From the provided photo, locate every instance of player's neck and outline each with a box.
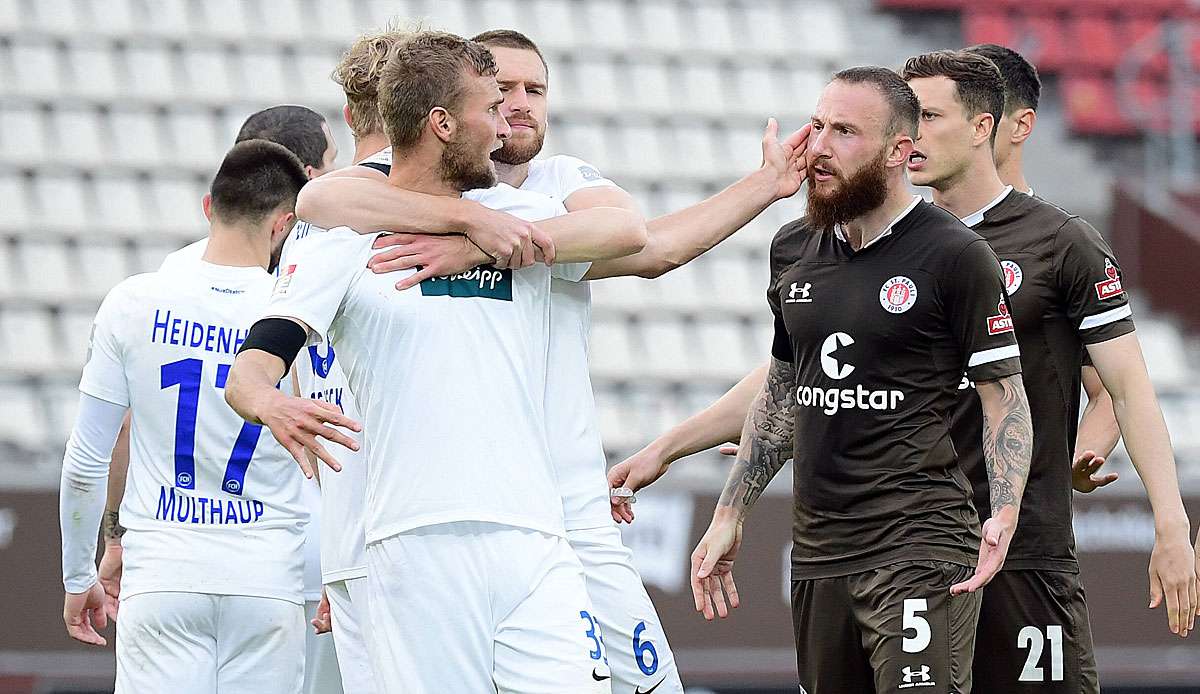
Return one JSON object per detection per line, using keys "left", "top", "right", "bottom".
{"left": 931, "top": 158, "right": 1007, "bottom": 221}
{"left": 997, "top": 151, "right": 1031, "bottom": 194}
{"left": 351, "top": 132, "right": 390, "bottom": 165}
{"left": 203, "top": 222, "right": 271, "bottom": 270}
{"left": 841, "top": 183, "right": 915, "bottom": 250}
{"left": 495, "top": 161, "right": 531, "bottom": 188}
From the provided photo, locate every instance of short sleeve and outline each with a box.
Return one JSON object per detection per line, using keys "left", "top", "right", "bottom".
{"left": 767, "top": 236, "right": 794, "bottom": 363}
{"left": 262, "top": 228, "right": 370, "bottom": 343}
{"left": 546, "top": 155, "right": 619, "bottom": 200}
{"left": 1054, "top": 218, "right": 1134, "bottom": 344}
{"left": 79, "top": 282, "right": 132, "bottom": 407}
{"left": 945, "top": 240, "right": 1022, "bottom": 382}
{"left": 552, "top": 262, "right": 591, "bottom": 282}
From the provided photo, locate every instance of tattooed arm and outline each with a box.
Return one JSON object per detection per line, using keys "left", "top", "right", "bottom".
{"left": 950, "top": 373, "right": 1032, "bottom": 595}
{"left": 690, "top": 357, "right": 796, "bottom": 620}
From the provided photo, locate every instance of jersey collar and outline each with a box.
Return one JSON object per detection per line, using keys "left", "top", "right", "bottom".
{"left": 960, "top": 185, "right": 1013, "bottom": 227}
{"left": 833, "top": 195, "right": 922, "bottom": 251}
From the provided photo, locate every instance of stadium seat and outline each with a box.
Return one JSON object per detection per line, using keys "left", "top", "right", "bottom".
{"left": 556, "top": 121, "right": 615, "bottom": 176}
{"left": 307, "top": 0, "right": 360, "bottom": 43}
{"left": 123, "top": 46, "right": 178, "bottom": 100}
{"left": 0, "top": 0, "right": 19, "bottom": 32}
{"left": 690, "top": 4, "right": 737, "bottom": 55}
{"left": 640, "top": 319, "right": 698, "bottom": 379}
{"left": 632, "top": 1, "right": 685, "bottom": 53}
{"left": 133, "top": 242, "right": 185, "bottom": 275}
{"left": 696, "top": 318, "right": 755, "bottom": 378}
{"left": 590, "top": 276, "right": 650, "bottom": 313}
{"left": 295, "top": 51, "right": 345, "bottom": 106}
{"left": 252, "top": 0, "right": 305, "bottom": 40}
{"left": 238, "top": 50, "right": 291, "bottom": 103}
{"left": 474, "top": 0, "right": 526, "bottom": 33}
{"left": 629, "top": 60, "right": 675, "bottom": 115}
{"left": 588, "top": 317, "right": 638, "bottom": 379}
{"left": 1122, "top": 18, "right": 1168, "bottom": 75}
{"left": 0, "top": 106, "right": 49, "bottom": 164}
{"left": 9, "top": 41, "right": 62, "bottom": 99}
{"left": 571, "top": 59, "right": 622, "bottom": 114}
{"left": 732, "top": 65, "right": 784, "bottom": 118}
{"left": 63, "top": 40, "right": 122, "bottom": 100}
{"left": 16, "top": 241, "right": 76, "bottom": 301}
{"left": 1, "top": 308, "right": 61, "bottom": 372}
{"left": 149, "top": 178, "right": 206, "bottom": 234}
{"left": 196, "top": 0, "right": 252, "bottom": 39}
{"left": 584, "top": 0, "right": 634, "bottom": 50}
{"left": 1136, "top": 318, "right": 1191, "bottom": 387}
{"left": 47, "top": 383, "right": 82, "bottom": 443}
{"left": 593, "top": 384, "right": 636, "bottom": 452}
{"left": 0, "top": 384, "right": 49, "bottom": 448}
{"left": 94, "top": 176, "right": 152, "bottom": 235}
{"left": 650, "top": 263, "right": 704, "bottom": 312}
{"left": 75, "top": 243, "right": 131, "bottom": 300}
{"left": 83, "top": 0, "right": 134, "bottom": 37}
{"left": 183, "top": 48, "right": 237, "bottom": 103}
{"left": 529, "top": 0, "right": 580, "bottom": 51}
{"left": 723, "top": 125, "right": 766, "bottom": 176}
{"left": 138, "top": 0, "right": 190, "bottom": 39}
{"left": 616, "top": 122, "right": 668, "bottom": 178}
{"left": 743, "top": 3, "right": 792, "bottom": 57}
{"left": 31, "top": 175, "right": 90, "bottom": 234}
{"left": 1066, "top": 14, "right": 1121, "bottom": 71}
{"left": 794, "top": 2, "right": 849, "bottom": 60}
{"left": 0, "top": 175, "right": 30, "bottom": 231}
{"left": 963, "top": 11, "right": 1016, "bottom": 51}
{"left": 51, "top": 108, "right": 106, "bottom": 169}
{"left": 27, "top": 0, "right": 78, "bottom": 34}
{"left": 679, "top": 63, "right": 729, "bottom": 116}
{"left": 1017, "top": 13, "right": 1069, "bottom": 72}
{"left": 59, "top": 309, "right": 97, "bottom": 371}
{"left": 671, "top": 123, "right": 722, "bottom": 179}
{"left": 706, "top": 254, "right": 762, "bottom": 313}
{"left": 167, "top": 109, "right": 224, "bottom": 169}
{"left": 109, "top": 109, "right": 166, "bottom": 167}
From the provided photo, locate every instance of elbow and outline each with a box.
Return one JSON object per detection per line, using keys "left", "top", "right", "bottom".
{"left": 294, "top": 182, "right": 328, "bottom": 227}
{"left": 614, "top": 210, "right": 648, "bottom": 257}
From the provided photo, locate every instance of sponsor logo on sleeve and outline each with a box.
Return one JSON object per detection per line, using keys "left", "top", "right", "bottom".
{"left": 1094, "top": 258, "right": 1124, "bottom": 300}
{"left": 879, "top": 276, "right": 918, "bottom": 314}
{"left": 578, "top": 165, "right": 603, "bottom": 181}
{"left": 272, "top": 264, "right": 297, "bottom": 297}
{"left": 987, "top": 294, "right": 1014, "bottom": 335}
{"left": 420, "top": 267, "right": 513, "bottom": 301}
{"left": 785, "top": 281, "right": 812, "bottom": 304}
{"left": 1001, "top": 259, "right": 1023, "bottom": 294}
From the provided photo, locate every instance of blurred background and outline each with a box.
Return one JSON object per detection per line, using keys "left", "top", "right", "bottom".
{"left": 1, "top": 0, "right": 1199, "bottom": 692}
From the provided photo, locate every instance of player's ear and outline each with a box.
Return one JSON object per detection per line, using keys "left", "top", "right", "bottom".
{"left": 973, "top": 112, "right": 995, "bottom": 148}
{"left": 273, "top": 211, "right": 296, "bottom": 240}
{"left": 888, "top": 134, "right": 915, "bottom": 169}
{"left": 429, "top": 107, "right": 455, "bottom": 144}
{"left": 1011, "top": 108, "right": 1036, "bottom": 145}
{"left": 343, "top": 104, "right": 353, "bottom": 129}
{"left": 201, "top": 193, "right": 213, "bottom": 222}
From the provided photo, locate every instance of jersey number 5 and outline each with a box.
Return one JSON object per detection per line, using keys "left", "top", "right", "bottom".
{"left": 161, "top": 358, "right": 262, "bottom": 495}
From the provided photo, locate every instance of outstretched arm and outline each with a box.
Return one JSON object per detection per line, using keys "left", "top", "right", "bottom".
{"left": 690, "top": 357, "right": 796, "bottom": 621}
{"left": 951, "top": 373, "right": 1032, "bottom": 595}
{"left": 586, "top": 120, "right": 809, "bottom": 280}
{"left": 297, "top": 167, "right": 552, "bottom": 269}
{"left": 1088, "top": 333, "right": 1196, "bottom": 637}
{"left": 609, "top": 363, "right": 768, "bottom": 522}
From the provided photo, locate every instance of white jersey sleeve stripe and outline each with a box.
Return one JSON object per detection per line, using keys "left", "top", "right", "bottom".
{"left": 1078, "top": 304, "right": 1133, "bottom": 331}
{"left": 967, "top": 344, "right": 1021, "bottom": 368}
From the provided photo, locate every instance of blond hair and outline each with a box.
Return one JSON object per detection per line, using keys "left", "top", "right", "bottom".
{"left": 332, "top": 28, "right": 410, "bottom": 139}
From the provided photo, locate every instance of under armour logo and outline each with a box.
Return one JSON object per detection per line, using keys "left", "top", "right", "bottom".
{"left": 786, "top": 282, "right": 812, "bottom": 303}
{"left": 902, "top": 665, "right": 931, "bottom": 684}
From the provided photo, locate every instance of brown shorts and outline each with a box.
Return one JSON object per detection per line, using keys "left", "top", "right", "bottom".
{"left": 971, "top": 569, "right": 1099, "bottom": 694}
{"left": 792, "top": 560, "right": 981, "bottom": 694}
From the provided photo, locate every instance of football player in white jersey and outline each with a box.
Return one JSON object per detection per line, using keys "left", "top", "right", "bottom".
{"left": 295, "top": 29, "right": 809, "bottom": 694}
{"left": 226, "top": 31, "right": 646, "bottom": 693}
{"left": 59, "top": 140, "right": 325, "bottom": 693}
{"left": 100, "top": 103, "right": 346, "bottom": 694}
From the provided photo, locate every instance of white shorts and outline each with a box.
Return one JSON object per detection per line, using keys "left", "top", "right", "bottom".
{"left": 326, "top": 576, "right": 377, "bottom": 693}
{"left": 569, "top": 525, "right": 684, "bottom": 694}
{"left": 366, "top": 521, "right": 612, "bottom": 694}
{"left": 304, "top": 598, "right": 344, "bottom": 694}
{"left": 116, "top": 592, "right": 304, "bottom": 694}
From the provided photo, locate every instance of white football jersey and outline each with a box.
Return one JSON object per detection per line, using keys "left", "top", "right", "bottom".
{"left": 80, "top": 255, "right": 307, "bottom": 603}
{"left": 522, "top": 155, "right": 623, "bottom": 530}
{"left": 261, "top": 184, "right": 576, "bottom": 544}
{"left": 279, "top": 220, "right": 370, "bottom": 584}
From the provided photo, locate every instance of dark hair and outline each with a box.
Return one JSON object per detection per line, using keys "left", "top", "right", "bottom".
{"left": 209, "top": 140, "right": 309, "bottom": 225}
{"left": 471, "top": 29, "right": 549, "bottom": 79}
{"left": 235, "top": 105, "right": 329, "bottom": 170}
{"left": 377, "top": 31, "right": 498, "bottom": 149}
{"left": 964, "top": 43, "right": 1040, "bottom": 113}
{"left": 830, "top": 66, "right": 920, "bottom": 138}
{"left": 903, "top": 50, "right": 1005, "bottom": 145}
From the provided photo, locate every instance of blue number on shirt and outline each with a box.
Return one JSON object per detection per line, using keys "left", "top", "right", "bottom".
{"left": 579, "top": 611, "right": 608, "bottom": 664}
{"left": 160, "top": 359, "right": 263, "bottom": 495}
{"left": 633, "top": 621, "right": 659, "bottom": 676}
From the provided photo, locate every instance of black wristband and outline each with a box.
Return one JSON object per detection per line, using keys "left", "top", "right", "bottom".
{"left": 239, "top": 317, "right": 308, "bottom": 370}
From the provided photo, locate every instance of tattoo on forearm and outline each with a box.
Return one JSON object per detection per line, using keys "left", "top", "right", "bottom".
{"left": 102, "top": 510, "right": 125, "bottom": 542}
{"left": 981, "top": 375, "right": 1033, "bottom": 518}
{"left": 718, "top": 359, "right": 797, "bottom": 515}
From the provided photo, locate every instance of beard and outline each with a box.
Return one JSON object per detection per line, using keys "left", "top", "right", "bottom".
{"left": 805, "top": 148, "right": 889, "bottom": 232}
{"left": 491, "top": 127, "right": 545, "bottom": 166}
{"left": 441, "top": 134, "right": 498, "bottom": 191}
